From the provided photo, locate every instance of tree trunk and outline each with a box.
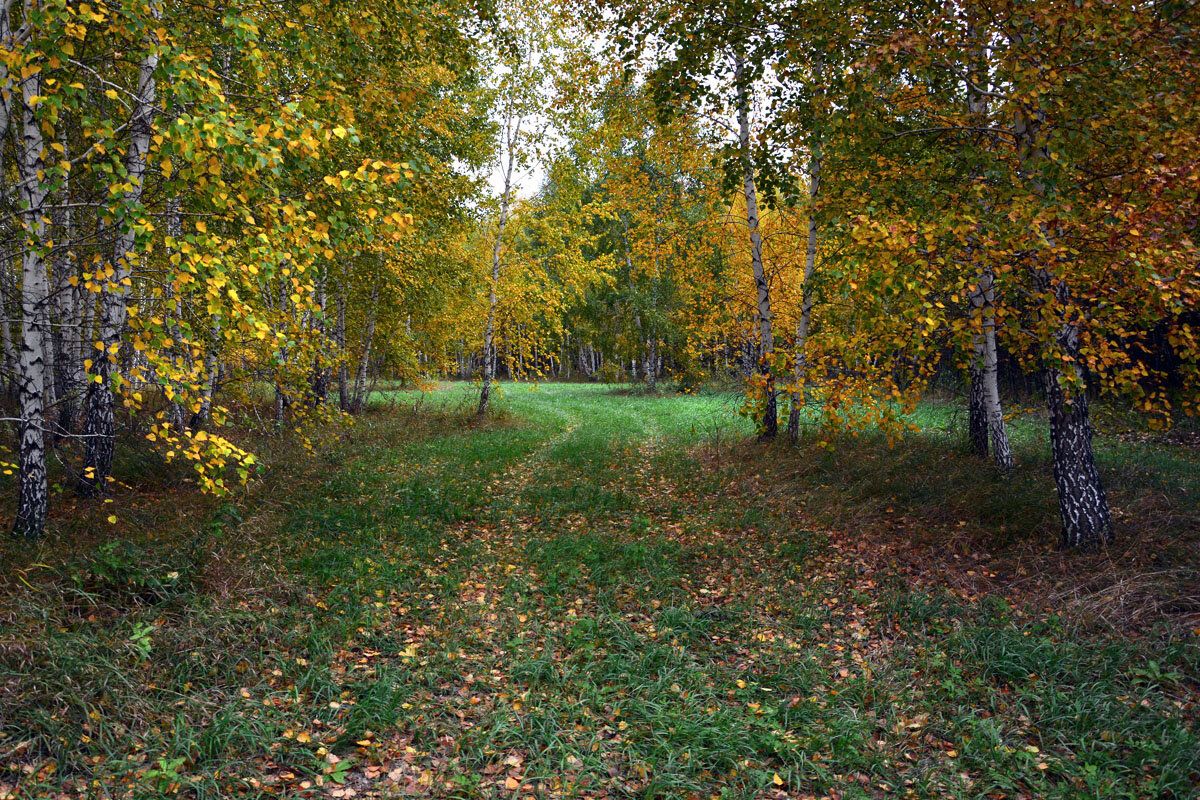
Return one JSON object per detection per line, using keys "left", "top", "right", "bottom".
{"left": 52, "top": 133, "right": 82, "bottom": 437}
{"left": 310, "top": 266, "right": 328, "bottom": 404}
{"left": 0, "top": 262, "right": 17, "bottom": 402}
{"left": 974, "top": 268, "right": 1013, "bottom": 470}
{"left": 1016, "top": 107, "right": 1111, "bottom": 546}
{"left": 479, "top": 113, "right": 519, "bottom": 418}
{"left": 736, "top": 53, "right": 775, "bottom": 440}
{"left": 272, "top": 280, "right": 290, "bottom": 425}
{"left": 478, "top": 299, "right": 496, "bottom": 414}
{"left": 967, "top": 362, "right": 989, "bottom": 457}
{"left": 645, "top": 266, "right": 659, "bottom": 390}
{"left": 351, "top": 284, "right": 379, "bottom": 414}
{"left": 962, "top": 32, "right": 1012, "bottom": 469}
{"left": 645, "top": 337, "right": 657, "bottom": 389}
{"left": 163, "top": 195, "right": 188, "bottom": 433}
{"left": 79, "top": 16, "right": 159, "bottom": 496}
{"left": 11, "top": 45, "right": 51, "bottom": 536}
{"left": 1045, "top": 369, "right": 1111, "bottom": 549}
{"left": 189, "top": 320, "right": 221, "bottom": 429}
{"left": 336, "top": 275, "right": 349, "bottom": 411}
{"left": 0, "top": 17, "right": 17, "bottom": 405}
{"left": 1038, "top": 271, "right": 1112, "bottom": 548}
{"left": 787, "top": 140, "right": 821, "bottom": 444}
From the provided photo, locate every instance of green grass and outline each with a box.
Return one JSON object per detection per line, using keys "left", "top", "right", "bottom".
{"left": 0, "top": 382, "right": 1196, "bottom": 798}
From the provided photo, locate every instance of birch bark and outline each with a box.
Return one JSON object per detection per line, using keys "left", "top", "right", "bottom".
{"left": 79, "top": 9, "right": 159, "bottom": 495}
{"left": 478, "top": 111, "right": 519, "bottom": 417}
{"left": 0, "top": 264, "right": 17, "bottom": 401}
{"left": 964, "top": 28, "right": 1013, "bottom": 470}
{"left": 1015, "top": 106, "right": 1111, "bottom": 547}
{"left": 336, "top": 263, "right": 350, "bottom": 411}
{"left": 787, "top": 144, "right": 820, "bottom": 444}
{"left": 0, "top": 4, "right": 15, "bottom": 403}
{"left": 735, "top": 53, "right": 776, "bottom": 440}
{"left": 971, "top": 267, "right": 1013, "bottom": 470}
{"left": 9, "top": 4, "right": 52, "bottom": 535}
{"left": 189, "top": 320, "right": 220, "bottom": 429}
{"left": 163, "top": 195, "right": 188, "bottom": 433}
{"left": 967, "top": 361, "right": 988, "bottom": 457}
{"left": 351, "top": 283, "right": 379, "bottom": 413}
{"left": 309, "top": 265, "right": 328, "bottom": 404}
{"left": 52, "top": 132, "right": 82, "bottom": 436}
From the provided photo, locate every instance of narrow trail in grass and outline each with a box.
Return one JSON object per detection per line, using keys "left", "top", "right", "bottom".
{"left": 4, "top": 384, "right": 1196, "bottom": 800}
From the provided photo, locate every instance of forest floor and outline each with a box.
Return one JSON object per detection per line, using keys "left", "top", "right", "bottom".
{"left": 1, "top": 383, "right": 1198, "bottom": 799}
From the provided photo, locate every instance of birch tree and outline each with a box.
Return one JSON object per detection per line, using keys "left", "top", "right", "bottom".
{"left": 734, "top": 52, "right": 776, "bottom": 440}
{"left": 477, "top": 0, "right": 556, "bottom": 417}
{"left": 478, "top": 107, "right": 521, "bottom": 417}
{"left": 963, "top": 22, "right": 1013, "bottom": 471}
{"left": 78, "top": 5, "right": 160, "bottom": 496}
{"left": 6, "top": 0, "right": 51, "bottom": 536}
{"left": 785, "top": 142, "right": 820, "bottom": 444}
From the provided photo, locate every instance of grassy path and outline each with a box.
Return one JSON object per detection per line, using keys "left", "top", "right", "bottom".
{"left": 2, "top": 384, "right": 1197, "bottom": 799}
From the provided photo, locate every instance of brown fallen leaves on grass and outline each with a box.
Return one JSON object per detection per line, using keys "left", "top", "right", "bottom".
{"left": 3, "top": 395, "right": 1196, "bottom": 799}
{"left": 714, "top": 439, "right": 1200, "bottom": 637}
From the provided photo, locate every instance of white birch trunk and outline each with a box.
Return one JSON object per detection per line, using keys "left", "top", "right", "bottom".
{"left": 336, "top": 263, "right": 350, "bottom": 411}
{"left": 189, "top": 320, "right": 220, "bottom": 429}
{"left": 967, "top": 357, "right": 989, "bottom": 457}
{"left": 478, "top": 113, "right": 519, "bottom": 417}
{"left": 646, "top": 232, "right": 660, "bottom": 389}
{"left": 163, "top": 195, "right": 188, "bottom": 433}
{"left": 10, "top": 10, "right": 51, "bottom": 534}
{"left": 309, "top": 265, "right": 328, "bottom": 404}
{"left": 80, "top": 11, "right": 159, "bottom": 495}
{"left": 735, "top": 53, "right": 775, "bottom": 439}
{"left": 787, "top": 145, "right": 821, "bottom": 444}
{"left": 970, "top": 268, "right": 1014, "bottom": 470}
{"left": 351, "top": 283, "right": 379, "bottom": 414}
{"left": 1015, "top": 106, "right": 1111, "bottom": 547}
{"left": 52, "top": 131, "right": 82, "bottom": 436}
{"left": 963, "top": 27, "right": 1013, "bottom": 469}
{"left": 0, "top": 258, "right": 18, "bottom": 401}
{"left": 0, "top": 2, "right": 19, "bottom": 401}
